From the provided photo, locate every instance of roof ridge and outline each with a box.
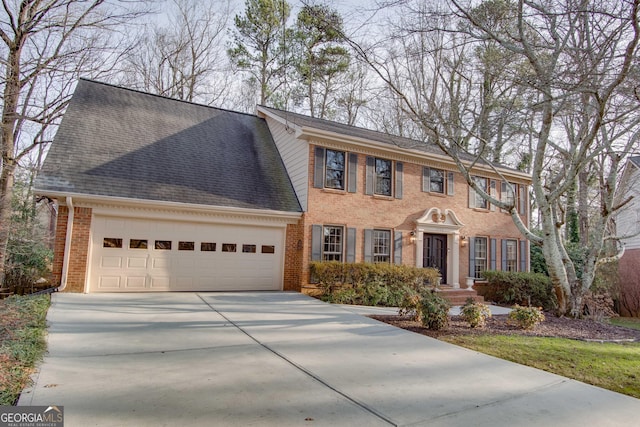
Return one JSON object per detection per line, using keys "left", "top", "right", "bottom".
{"left": 79, "top": 78, "right": 260, "bottom": 119}
{"left": 258, "top": 104, "right": 427, "bottom": 144}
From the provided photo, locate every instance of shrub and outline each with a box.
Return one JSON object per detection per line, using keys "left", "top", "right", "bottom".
{"left": 4, "top": 238, "right": 53, "bottom": 295}
{"left": 418, "top": 290, "right": 450, "bottom": 330}
{"left": 479, "top": 271, "right": 557, "bottom": 311}
{"left": 459, "top": 298, "right": 492, "bottom": 328}
{"left": 309, "top": 261, "right": 439, "bottom": 307}
{"left": 507, "top": 305, "right": 545, "bottom": 330}
{"left": 310, "top": 261, "right": 347, "bottom": 296}
{"left": 331, "top": 287, "right": 358, "bottom": 304}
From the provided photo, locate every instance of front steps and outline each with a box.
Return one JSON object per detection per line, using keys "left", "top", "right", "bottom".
{"left": 434, "top": 286, "right": 484, "bottom": 305}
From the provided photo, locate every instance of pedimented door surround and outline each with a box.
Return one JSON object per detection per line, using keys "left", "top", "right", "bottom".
{"left": 414, "top": 208, "right": 465, "bottom": 288}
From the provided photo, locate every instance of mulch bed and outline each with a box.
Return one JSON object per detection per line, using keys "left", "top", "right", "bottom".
{"left": 369, "top": 314, "right": 640, "bottom": 342}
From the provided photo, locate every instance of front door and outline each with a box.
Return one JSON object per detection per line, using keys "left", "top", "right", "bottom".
{"left": 423, "top": 234, "right": 447, "bottom": 284}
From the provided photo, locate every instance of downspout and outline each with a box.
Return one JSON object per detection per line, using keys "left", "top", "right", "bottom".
{"left": 58, "top": 196, "right": 74, "bottom": 292}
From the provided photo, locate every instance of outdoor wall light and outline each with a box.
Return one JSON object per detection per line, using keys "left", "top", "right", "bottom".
{"left": 409, "top": 230, "right": 417, "bottom": 243}
{"left": 460, "top": 235, "right": 467, "bottom": 247}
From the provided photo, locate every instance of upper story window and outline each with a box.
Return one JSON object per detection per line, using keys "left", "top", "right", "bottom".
{"left": 365, "top": 156, "right": 403, "bottom": 199}
{"left": 470, "top": 176, "right": 489, "bottom": 209}
{"left": 314, "top": 147, "right": 357, "bottom": 192}
{"left": 500, "top": 182, "right": 528, "bottom": 216}
{"left": 423, "top": 167, "right": 455, "bottom": 195}
{"left": 325, "top": 149, "right": 345, "bottom": 190}
{"left": 501, "top": 181, "right": 516, "bottom": 211}
{"left": 429, "top": 168, "right": 445, "bottom": 193}
{"left": 375, "top": 158, "right": 392, "bottom": 196}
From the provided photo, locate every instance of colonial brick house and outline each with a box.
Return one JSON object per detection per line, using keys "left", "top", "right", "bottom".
{"left": 35, "top": 79, "right": 531, "bottom": 294}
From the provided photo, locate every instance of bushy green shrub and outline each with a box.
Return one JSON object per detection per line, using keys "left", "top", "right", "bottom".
{"left": 5, "top": 238, "right": 53, "bottom": 295}
{"left": 479, "top": 271, "right": 557, "bottom": 311}
{"left": 507, "top": 305, "right": 545, "bottom": 330}
{"left": 459, "top": 298, "right": 492, "bottom": 328}
{"left": 310, "top": 261, "right": 439, "bottom": 307}
{"left": 330, "top": 287, "right": 358, "bottom": 304}
{"left": 418, "top": 290, "right": 450, "bottom": 330}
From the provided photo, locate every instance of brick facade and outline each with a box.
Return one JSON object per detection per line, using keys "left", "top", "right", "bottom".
{"left": 299, "top": 146, "right": 529, "bottom": 291}
{"left": 283, "top": 221, "right": 304, "bottom": 291}
{"left": 50, "top": 205, "right": 92, "bottom": 292}
{"left": 50, "top": 147, "right": 528, "bottom": 294}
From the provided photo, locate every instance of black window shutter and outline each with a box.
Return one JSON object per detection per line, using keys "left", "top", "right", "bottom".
{"left": 346, "top": 228, "right": 356, "bottom": 263}
{"left": 468, "top": 237, "right": 476, "bottom": 277}
{"left": 469, "top": 180, "right": 476, "bottom": 208}
{"left": 490, "top": 180, "right": 497, "bottom": 211}
{"left": 364, "top": 229, "right": 373, "bottom": 263}
{"left": 348, "top": 153, "right": 358, "bottom": 193}
{"left": 313, "top": 147, "right": 325, "bottom": 188}
{"left": 519, "top": 185, "right": 526, "bottom": 215}
{"left": 365, "top": 156, "right": 374, "bottom": 195}
{"left": 447, "top": 172, "right": 455, "bottom": 195}
{"left": 422, "top": 167, "right": 430, "bottom": 192}
{"left": 501, "top": 240, "right": 508, "bottom": 271}
{"left": 490, "top": 238, "right": 497, "bottom": 270}
{"left": 395, "top": 162, "right": 403, "bottom": 199}
{"left": 394, "top": 231, "right": 402, "bottom": 265}
{"left": 520, "top": 240, "right": 527, "bottom": 272}
{"left": 311, "top": 225, "right": 322, "bottom": 261}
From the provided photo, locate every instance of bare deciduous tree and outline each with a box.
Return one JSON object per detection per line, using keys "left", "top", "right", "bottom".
{"left": 347, "top": 0, "right": 640, "bottom": 315}
{"left": 120, "top": 0, "right": 232, "bottom": 105}
{"left": 0, "top": 0, "right": 148, "bottom": 285}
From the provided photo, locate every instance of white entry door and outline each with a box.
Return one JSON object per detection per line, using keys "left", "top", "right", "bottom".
{"left": 88, "top": 215, "right": 284, "bottom": 292}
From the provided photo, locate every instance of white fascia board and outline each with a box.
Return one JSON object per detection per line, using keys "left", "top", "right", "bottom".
{"left": 298, "top": 126, "right": 532, "bottom": 183}
{"left": 35, "top": 190, "right": 302, "bottom": 225}
{"left": 256, "top": 106, "right": 301, "bottom": 131}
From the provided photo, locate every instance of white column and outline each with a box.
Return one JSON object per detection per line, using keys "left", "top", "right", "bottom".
{"left": 451, "top": 232, "right": 460, "bottom": 288}
{"left": 414, "top": 230, "right": 424, "bottom": 268}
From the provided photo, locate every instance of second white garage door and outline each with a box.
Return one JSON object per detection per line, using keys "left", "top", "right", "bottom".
{"left": 89, "top": 215, "right": 285, "bottom": 292}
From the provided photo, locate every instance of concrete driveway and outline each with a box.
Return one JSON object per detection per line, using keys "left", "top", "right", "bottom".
{"left": 19, "top": 292, "right": 640, "bottom": 426}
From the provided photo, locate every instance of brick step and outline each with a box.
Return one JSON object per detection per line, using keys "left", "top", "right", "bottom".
{"left": 434, "top": 287, "right": 484, "bottom": 306}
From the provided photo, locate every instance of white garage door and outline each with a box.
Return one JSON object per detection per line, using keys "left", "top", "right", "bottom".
{"left": 89, "top": 215, "right": 284, "bottom": 292}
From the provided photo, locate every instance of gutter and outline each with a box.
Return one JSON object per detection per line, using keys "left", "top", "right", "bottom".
{"left": 57, "top": 196, "right": 74, "bottom": 292}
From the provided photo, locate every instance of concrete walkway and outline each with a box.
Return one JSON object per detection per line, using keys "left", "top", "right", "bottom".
{"left": 19, "top": 292, "right": 640, "bottom": 426}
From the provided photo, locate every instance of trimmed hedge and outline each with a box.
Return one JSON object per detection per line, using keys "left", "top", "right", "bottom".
{"left": 310, "top": 261, "right": 440, "bottom": 307}
{"left": 476, "top": 271, "right": 557, "bottom": 311}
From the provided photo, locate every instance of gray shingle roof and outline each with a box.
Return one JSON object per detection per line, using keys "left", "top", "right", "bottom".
{"left": 630, "top": 156, "right": 640, "bottom": 168}
{"left": 258, "top": 105, "right": 479, "bottom": 163}
{"left": 36, "top": 79, "right": 301, "bottom": 213}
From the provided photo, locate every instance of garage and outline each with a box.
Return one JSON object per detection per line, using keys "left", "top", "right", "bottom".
{"left": 88, "top": 215, "right": 285, "bottom": 292}
{"left": 35, "top": 80, "right": 303, "bottom": 293}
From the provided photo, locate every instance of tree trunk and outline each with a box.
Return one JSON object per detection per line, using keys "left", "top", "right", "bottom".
{"left": 0, "top": 40, "right": 22, "bottom": 286}
{"left": 539, "top": 204, "right": 571, "bottom": 314}
{"left": 0, "top": 161, "right": 15, "bottom": 285}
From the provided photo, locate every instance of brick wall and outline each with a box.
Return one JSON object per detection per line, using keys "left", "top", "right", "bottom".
{"left": 618, "top": 248, "right": 640, "bottom": 316}
{"left": 300, "top": 146, "right": 529, "bottom": 290}
{"left": 50, "top": 204, "right": 92, "bottom": 293}
{"left": 283, "top": 221, "right": 304, "bottom": 291}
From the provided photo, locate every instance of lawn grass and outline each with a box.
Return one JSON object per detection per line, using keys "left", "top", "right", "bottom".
{"left": 0, "top": 294, "right": 50, "bottom": 405}
{"left": 441, "top": 334, "right": 640, "bottom": 399}
{"left": 608, "top": 317, "right": 640, "bottom": 331}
